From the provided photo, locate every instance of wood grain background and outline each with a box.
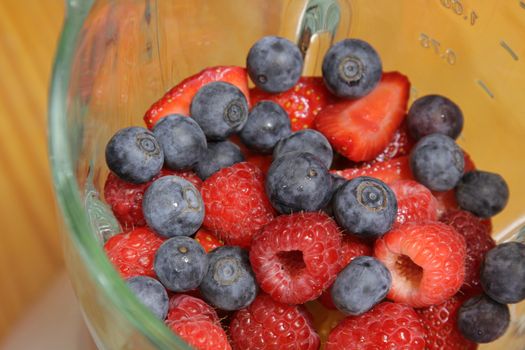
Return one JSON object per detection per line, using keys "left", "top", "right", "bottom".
{"left": 0, "top": 1, "right": 65, "bottom": 340}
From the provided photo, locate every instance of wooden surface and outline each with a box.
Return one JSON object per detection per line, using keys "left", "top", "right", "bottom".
{"left": 0, "top": 1, "right": 65, "bottom": 340}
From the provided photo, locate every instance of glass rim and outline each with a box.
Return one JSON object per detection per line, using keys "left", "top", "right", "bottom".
{"left": 48, "top": 1, "right": 191, "bottom": 348}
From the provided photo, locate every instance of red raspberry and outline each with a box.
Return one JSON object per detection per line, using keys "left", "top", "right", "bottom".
{"left": 374, "top": 222, "right": 466, "bottom": 307}
{"left": 326, "top": 302, "right": 426, "bottom": 350}
{"left": 390, "top": 180, "right": 439, "bottom": 226}
{"left": 417, "top": 294, "right": 478, "bottom": 350}
{"left": 250, "top": 212, "right": 342, "bottom": 304}
{"left": 201, "top": 162, "right": 275, "bottom": 248}
{"left": 104, "top": 227, "right": 164, "bottom": 278}
{"left": 169, "top": 319, "right": 231, "bottom": 350}
{"left": 194, "top": 229, "right": 224, "bottom": 253}
{"left": 440, "top": 210, "right": 496, "bottom": 294}
{"left": 166, "top": 294, "right": 219, "bottom": 326}
{"left": 230, "top": 294, "right": 320, "bottom": 350}
{"left": 319, "top": 234, "right": 372, "bottom": 309}
{"left": 104, "top": 169, "right": 202, "bottom": 230}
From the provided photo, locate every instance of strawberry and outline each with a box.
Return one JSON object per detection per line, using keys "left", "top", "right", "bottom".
{"left": 440, "top": 210, "right": 496, "bottom": 295}
{"left": 250, "top": 76, "right": 335, "bottom": 131}
{"left": 332, "top": 156, "right": 413, "bottom": 184}
{"left": 314, "top": 72, "right": 410, "bottom": 162}
{"left": 166, "top": 294, "right": 219, "bottom": 327}
{"left": 169, "top": 319, "right": 231, "bottom": 350}
{"left": 144, "top": 66, "right": 249, "bottom": 129}
{"left": 389, "top": 180, "right": 439, "bottom": 226}
{"left": 374, "top": 222, "right": 466, "bottom": 307}
{"left": 326, "top": 302, "right": 426, "bottom": 350}
{"left": 244, "top": 153, "right": 273, "bottom": 176}
{"left": 372, "top": 122, "right": 415, "bottom": 163}
{"left": 417, "top": 294, "right": 478, "bottom": 350}
{"left": 194, "top": 229, "right": 224, "bottom": 253}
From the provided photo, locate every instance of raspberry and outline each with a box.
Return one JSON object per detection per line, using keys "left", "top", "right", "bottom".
{"left": 417, "top": 294, "right": 477, "bottom": 350}
{"left": 374, "top": 222, "right": 466, "bottom": 307}
{"left": 166, "top": 294, "right": 219, "bottom": 327}
{"left": 201, "top": 162, "right": 275, "bottom": 248}
{"left": 104, "top": 227, "right": 164, "bottom": 278}
{"left": 169, "top": 319, "right": 231, "bottom": 350}
{"left": 440, "top": 210, "right": 496, "bottom": 294}
{"left": 249, "top": 212, "right": 342, "bottom": 304}
{"left": 326, "top": 302, "right": 426, "bottom": 350}
{"left": 104, "top": 169, "right": 202, "bottom": 230}
{"left": 230, "top": 294, "right": 320, "bottom": 350}
{"left": 389, "top": 180, "right": 439, "bottom": 226}
{"left": 194, "top": 228, "right": 224, "bottom": 253}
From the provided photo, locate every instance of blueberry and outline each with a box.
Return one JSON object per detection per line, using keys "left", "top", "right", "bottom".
{"left": 266, "top": 152, "right": 333, "bottom": 214}
{"left": 322, "top": 39, "right": 382, "bottom": 99}
{"left": 407, "top": 95, "right": 464, "bottom": 140}
{"left": 273, "top": 129, "right": 333, "bottom": 168}
{"left": 247, "top": 36, "right": 303, "bottom": 93}
{"left": 154, "top": 236, "right": 208, "bottom": 292}
{"left": 481, "top": 242, "right": 525, "bottom": 304}
{"left": 126, "top": 276, "right": 168, "bottom": 320}
{"left": 239, "top": 101, "right": 292, "bottom": 154}
{"left": 199, "top": 246, "right": 258, "bottom": 311}
{"left": 105, "top": 127, "right": 163, "bottom": 183}
{"left": 193, "top": 141, "right": 245, "bottom": 180}
{"left": 190, "top": 82, "right": 249, "bottom": 140}
{"left": 333, "top": 176, "right": 397, "bottom": 238}
{"left": 409, "top": 133, "right": 464, "bottom": 191}
{"left": 331, "top": 256, "right": 391, "bottom": 315}
{"left": 153, "top": 114, "right": 207, "bottom": 170}
{"left": 142, "top": 176, "right": 204, "bottom": 237}
{"left": 456, "top": 170, "right": 509, "bottom": 218}
{"left": 457, "top": 294, "right": 510, "bottom": 343}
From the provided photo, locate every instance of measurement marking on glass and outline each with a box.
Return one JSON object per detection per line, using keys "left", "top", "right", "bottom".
{"left": 520, "top": 0, "right": 525, "bottom": 10}
{"left": 500, "top": 40, "right": 519, "bottom": 60}
{"left": 477, "top": 80, "right": 494, "bottom": 99}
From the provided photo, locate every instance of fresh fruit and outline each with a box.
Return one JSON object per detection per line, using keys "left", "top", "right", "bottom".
{"left": 407, "top": 95, "right": 464, "bottom": 140}
{"left": 389, "top": 179, "right": 439, "bottom": 226}
{"left": 266, "top": 152, "right": 332, "bottom": 214}
{"left": 199, "top": 246, "right": 258, "bottom": 311}
{"left": 325, "top": 302, "right": 426, "bottom": 350}
{"left": 143, "top": 176, "right": 204, "bottom": 238}
{"left": 322, "top": 39, "right": 382, "bottom": 99}
{"left": 152, "top": 114, "right": 207, "bottom": 170}
{"left": 105, "top": 127, "right": 163, "bottom": 183}
{"left": 194, "top": 140, "right": 245, "bottom": 180}
{"left": 440, "top": 210, "right": 496, "bottom": 294}
{"left": 143, "top": 66, "right": 249, "bottom": 129}
{"left": 194, "top": 229, "right": 224, "bottom": 253}
{"left": 416, "top": 294, "right": 477, "bottom": 350}
{"left": 374, "top": 222, "right": 466, "bottom": 307}
{"left": 166, "top": 294, "right": 219, "bottom": 325}
{"left": 104, "top": 227, "right": 164, "bottom": 278}
{"left": 457, "top": 294, "right": 510, "bottom": 343}
{"left": 125, "top": 276, "right": 169, "bottom": 320}
{"left": 201, "top": 162, "right": 275, "bottom": 248}
{"left": 230, "top": 294, "right": 320, "bottom": 350}
{"left": 314, "top": 72, "right": 410, "bottom": 162}
{"left": 273, "top": 129, "right": 333, "bottom": 168}
{"left": 250, "top": 76, "right": 334, "bottom": 131}
{"left": 190, "top": 81, "right": 249, "bottom": 140}
{"left": 333, "top": 176, "right": 397, "bottom": 238}
{"left": 372, "top": 122, "right": 415, "bottom": 163}
{"left": 456, "top": 170, "right": 509, "bottom": 218}
{"left": 250, "top": 212, "right": 342, "bottom": 304}
{"left": 239, "top": 101, "right": 291, "bottom": 153}
{"left": 244, "top": 153, "right": 272, "bottom": 175}
{"left": 331, "top": 256, "right": 392, "bottom": 315}
{"left": 247, "top": 36, "right": 303, "bottom": 93}
{"left": 481, "top": 242, "right": 525, "bottom": 304}
{"left": 154, "top": 236, "right": 208, "bottom": 292}
{"left": 169, "top": 318, "right": 232, "bottom": 350}
{"left": 333, "top": 155, "right": 413, "bottom": 184}
{"left": 409, "top": 134, "right": 464, "bottom": 191}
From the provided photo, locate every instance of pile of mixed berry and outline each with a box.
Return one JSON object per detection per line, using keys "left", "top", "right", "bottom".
{"left": 102, "top": 35, "right": 524, "bottom": 349}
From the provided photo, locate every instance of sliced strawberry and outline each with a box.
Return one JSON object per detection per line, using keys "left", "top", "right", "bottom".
{"left": 332, "top": 156, "right": 413, "bottom": 184}
{"left": 194, "top": 229, "right": 224, "bottom": 253}
{"left": 372, "top": 122, "right": 415, "bottom": 163}
{"left": 244, "top": 153, "right": 273, "bottom": 176}
{"left": 144, "top": 66, "right": 249, "bottom": 129}
{"left": 251, "top": 77, "right": 335, "bottom": 131}
{"left": 314, "top": 72, "right": 410, "bottom": 162}
{"left": 390, "top": 180, "right": 439, "bottom": 227}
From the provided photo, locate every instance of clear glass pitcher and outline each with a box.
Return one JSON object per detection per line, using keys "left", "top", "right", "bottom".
{"left": 48, "top": 0, "right": 525, "bottom": 348}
